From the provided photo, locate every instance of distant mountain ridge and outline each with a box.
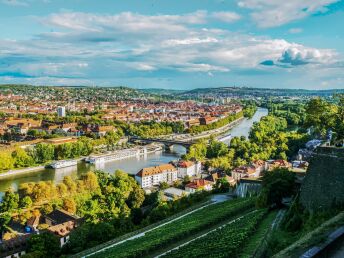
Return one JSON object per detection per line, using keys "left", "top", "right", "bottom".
{"left": 177, "top": 86, "right": 344, "bottom": 97}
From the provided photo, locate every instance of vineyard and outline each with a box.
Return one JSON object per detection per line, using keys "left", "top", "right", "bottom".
{"left": 162, "top": 209, "right": 266, "bottom": 258}
{"left": 90, "top": 198, "right": 256, "bottom": 258}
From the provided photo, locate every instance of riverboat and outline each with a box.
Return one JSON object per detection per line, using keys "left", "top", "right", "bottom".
{"left": 48, "top": 160, "right": 78, "bottom": 169}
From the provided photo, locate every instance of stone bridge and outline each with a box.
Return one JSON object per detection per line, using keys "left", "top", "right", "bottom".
{"left": 129, "top": 136, "right": 196, "bottom": 150}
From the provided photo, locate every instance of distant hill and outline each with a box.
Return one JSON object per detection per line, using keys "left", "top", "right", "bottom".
{"left": 138, "top": 88, "right": 186, "bottom": 95}
{"left": 178, "top": 87, "right": 344, "bottom": 98}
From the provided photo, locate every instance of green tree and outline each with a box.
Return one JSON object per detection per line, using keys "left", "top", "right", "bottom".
{"left": 207, "top": 140, "right": 229, "bottom": 158}
{"left": 20, "top": 196, "right": 33, "bottom": 209}
{"left": 0, "top": 152, "right": 15, "bottom": 171}
{"left": 257, "top": 168, "right": 295, "bottom": 208}
{"left": 33, "top": 143, "right": 55, "bottom": 163}
{"left": 12, "top": 147, "right": 34, "bottom": 168}
{"left": 26, "top": 232, "right": 61, "bottom": 258}
{"left": 0, "top": 188, "right": 19, "bottom": 213}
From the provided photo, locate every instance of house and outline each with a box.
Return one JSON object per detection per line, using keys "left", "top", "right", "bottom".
{"left": 199, "top": 116, "right": 217, "bottom": 125}
{"left": 204, "top": 171, "right": 236, "bottom": 186}
{"left": 0, "top": 234, "right": 30, "bottom": 258}
{"left": 251, "top": 160, "right": 268, "bottom": 177}
{"left": 267, "top": 159, "right": 291, "bottom": 171}
{"left": 186, "top": 119, "right": 200, "bottom": 128}
{"left": 93, "top": 125, "right": 116, "bottom": 137}
{"left": 163, "top": 187, "right": 189, "bottom": 200}
{"left": 231, "top": 165, "right": 256, "bottom": 181}
{"left": 185, "top": 179, "right": 213, "bottom": 193}
{"left": 177, "top": 160, "right": 201, "bottom": 178}
{"left": 135, "top": 163, "right": 178, "bottom": 188}
{"left": 44, "top": 209, "right": 80, "bottom": 247}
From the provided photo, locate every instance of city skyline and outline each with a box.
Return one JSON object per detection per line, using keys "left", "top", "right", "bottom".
{"left": 0, "top": 0, "right": 344, "bottom": 89}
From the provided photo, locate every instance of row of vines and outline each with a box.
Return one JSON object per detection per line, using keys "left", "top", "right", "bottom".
{"left": 163, "top": 209, "right": 266, "bottom": 257}
{"left": 91, "top": 197, "right": 255, "bottom": 258}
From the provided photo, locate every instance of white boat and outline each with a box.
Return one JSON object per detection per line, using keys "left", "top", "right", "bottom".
{"left": 49, "top": 160, "right": 78, "bottom": 169}
{"left": 85, "top": 144, "right": 163, "bottom": 164}
{"left": 218, "top": 134, "right": 232, "bottom": 142}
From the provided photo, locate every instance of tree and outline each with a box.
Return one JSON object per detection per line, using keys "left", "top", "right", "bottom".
{"left": 183, "top": 175, "right": 191, "bottom": 185}
{"left": 63, "top": 197, "right": 77, "bottom": 214}
{"left": 207, "top": 140, "right": 229, "bottom": 158}
{"left": 63, "top": 176, "right": 77, "bottom": 193}
{"left": 81, "top": 171, "right": 99, "bottom": 191}
{"left": 257, "top": 168, "right": 295, "bottom": 208}
{"left": 20, "top": 196, "right": 33, "bottom": 209}
{"left": 12, "top": 147, "right": 34, "bottom": 168}
{"left": 304, "top": 98, "right": 336, "bottom": 137}
{"left": 26, "top": 232, "right": 61, "bottom": 258}
{"left": 159, "top": 181, "right": 169, "bottom": 190}
{"left": 33, "top": 143, "right": 54, "bottom": 163}
{"left": 0, "top": 152, "right": 15, "bottom": 171}
{"left": 0, "top": 212, "right": 11, "bottom": 232}
{"left": 214, "top": 178, "right": 230, "bottom": 193}
{"left": 127, "top": 185, "right": 145, "bottom": 209}
{"left": 184, "top": 140, "right": 207, "bottom": 161}
{"left": 0, "top": 188, "right": 19, "bottom": 213}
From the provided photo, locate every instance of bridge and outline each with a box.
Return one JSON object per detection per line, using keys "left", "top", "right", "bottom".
{"left": 129, "top": 136, "right": 197, "bottom": 150}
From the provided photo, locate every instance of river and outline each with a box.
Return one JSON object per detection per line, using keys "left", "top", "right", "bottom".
{"left": 0, "top": 108, "right": 268, "bottom": 196}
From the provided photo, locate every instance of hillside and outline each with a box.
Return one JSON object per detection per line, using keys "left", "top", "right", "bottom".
{"left": 178, "top": 86, "right": 344, "bottom": 98}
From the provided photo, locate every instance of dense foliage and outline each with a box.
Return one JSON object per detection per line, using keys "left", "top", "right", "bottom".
{"left": 256, "top": 168, "right": 296, "bottom": 208}
{"left": 63, "top": 191, "right": 209, "bottom": 254}
{"left": 304, "top": 95, "right": 344, "bottom": 144}
{"left": 243, "top": 105, "right": 257, "bottom": 118}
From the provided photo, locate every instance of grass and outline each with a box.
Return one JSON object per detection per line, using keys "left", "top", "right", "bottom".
{"left": 239, "top": 210, "right": 278, "bottom": 258}
{"left": 272, "top": 211, "right": 344, "bottom": 258}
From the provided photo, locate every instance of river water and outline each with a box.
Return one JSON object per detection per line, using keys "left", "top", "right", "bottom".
{"left": 0, "top": 108, "right": 268, "bottom": 195}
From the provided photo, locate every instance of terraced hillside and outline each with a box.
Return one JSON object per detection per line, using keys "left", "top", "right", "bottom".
{"left": 84, "top": 197, "right": 256, "bottom": 258}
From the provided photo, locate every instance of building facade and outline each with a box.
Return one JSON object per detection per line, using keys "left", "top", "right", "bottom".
{"left": 135, "top": 163, "right": 178, "bottom": 188}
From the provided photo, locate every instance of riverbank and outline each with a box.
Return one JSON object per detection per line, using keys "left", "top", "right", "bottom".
{"left": 0, "top": 166, "right": 46, "bottom": 179}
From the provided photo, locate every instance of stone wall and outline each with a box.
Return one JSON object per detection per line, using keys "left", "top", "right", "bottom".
{"left": 300, "top": 147, "right": 344, "bottom": 211}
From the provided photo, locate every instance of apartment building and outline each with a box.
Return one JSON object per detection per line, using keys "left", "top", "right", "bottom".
{"left": 135, "top": 163, "right": 178, "bottom": 188}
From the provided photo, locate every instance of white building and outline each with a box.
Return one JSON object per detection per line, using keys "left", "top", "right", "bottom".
{"left": 57, "top": 106, "right": 66, "bottom": 117}
{"left": 177, "top": 161, "right": 201, "bottom": 178}
{"left": 185, "top": 179, "right": 213, "bottom": 193}
{"left": 135, "top": 163, "right": 178, "bottom": 188}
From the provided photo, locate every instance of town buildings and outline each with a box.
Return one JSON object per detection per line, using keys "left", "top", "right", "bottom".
{"left": 135, "top": 164, "right": 178, "bottom": 188}
{"left": 57, "top": 106, "right": 66, "bottom": 117}
{"left": 177, "top": 160, "right": 201, "bottom": 178}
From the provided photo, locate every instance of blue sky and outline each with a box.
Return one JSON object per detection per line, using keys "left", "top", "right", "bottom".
{"left": 0, "top": 0, "right": 343, "bottom": 89}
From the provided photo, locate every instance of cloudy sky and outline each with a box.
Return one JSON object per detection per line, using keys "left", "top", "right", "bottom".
{"left": 0, "top": 0, "right": 343, "bottom": 89}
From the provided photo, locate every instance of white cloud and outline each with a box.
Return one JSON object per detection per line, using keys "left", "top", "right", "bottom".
{"left": 211, "top": 11, "right": 241, "bottom": 23}
{"left": 162, "top": 37, "right": 218, "bottom": 46}
{"left": 289, "top": 28, "right": 303, "bottom": 34}
{"left": 238, "top": 0, "right": 340, "bottom": 28}
{"left": 0, "top": 10, "right": 341, "bottom": 87}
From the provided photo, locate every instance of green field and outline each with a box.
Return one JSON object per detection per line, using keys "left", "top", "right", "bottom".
{"left": 90, "top": 198, "right": 255, "bottom": 258}
{"left": 163, "top": 209, "right": 266, "bottom": 258}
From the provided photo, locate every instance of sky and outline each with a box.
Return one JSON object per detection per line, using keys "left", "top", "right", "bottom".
{"left": 0, "top": 0, "right": 343, "bottom": 90}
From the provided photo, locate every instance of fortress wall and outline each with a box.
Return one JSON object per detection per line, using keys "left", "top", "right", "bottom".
{"left": 300, "top": 147, "right": 344, "bottom": 210}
